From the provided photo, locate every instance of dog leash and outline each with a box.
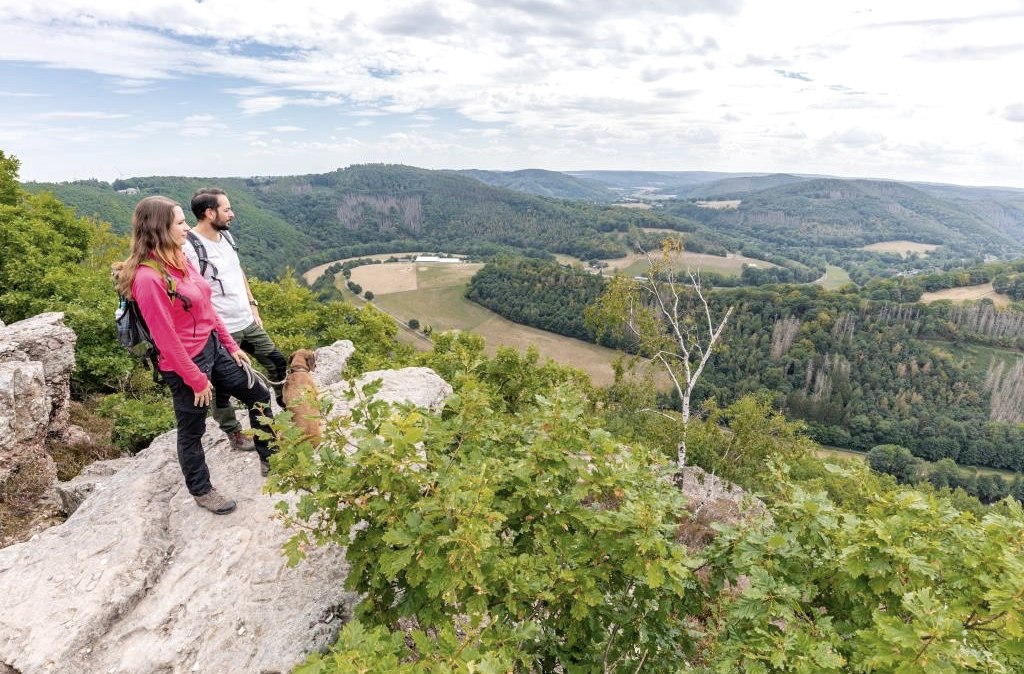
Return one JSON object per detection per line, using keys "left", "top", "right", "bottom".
{"left": 239, "top": 360, "right": 288, "bottom": 390}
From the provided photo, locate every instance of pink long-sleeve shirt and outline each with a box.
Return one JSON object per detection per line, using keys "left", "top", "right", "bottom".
{"left": 132, "top": 257, "right": 240, "bottom": 393}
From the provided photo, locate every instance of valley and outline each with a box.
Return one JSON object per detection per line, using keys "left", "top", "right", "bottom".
{"left": 344, "top": 260, "right": 629, "bottom": 385}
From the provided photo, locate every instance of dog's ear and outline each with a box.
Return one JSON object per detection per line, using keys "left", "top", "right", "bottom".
{"left": 305, "top": 350, "right": 317, "bottom": 371}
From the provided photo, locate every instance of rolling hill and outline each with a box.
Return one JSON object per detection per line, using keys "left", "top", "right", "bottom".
{"left": 457, "top": 168, "right": 615, "bottom": 202}
{"left": 24, "top": 166, "right": 1024, "bottom": 284}
{"left": 25, "top": 165, "right": 679, "bottom": 279}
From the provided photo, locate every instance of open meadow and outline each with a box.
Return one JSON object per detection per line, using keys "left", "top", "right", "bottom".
{"left": 694, "top": 199, "right": 741, "bottom": 209}
{"left": 919, "top": 283, "right": 1011, "bottom": 309}
{"left": 302, "top": 252, "right": 430, "bottom": 284}
{"left": 558, "top": 250, "right": 773, "bottom": 278}
{"left": 861, "top": 240, "right": 939, "bottom": 257}
{"left": 343, "top": 261, "right": 637, "bottom": 386}
{"left": 813, "top": 265, "right": 853, "bottom": 289}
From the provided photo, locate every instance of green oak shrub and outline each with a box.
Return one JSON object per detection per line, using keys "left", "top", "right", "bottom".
{"left": 269, "top": 381, "right": 708, "bottom": 673}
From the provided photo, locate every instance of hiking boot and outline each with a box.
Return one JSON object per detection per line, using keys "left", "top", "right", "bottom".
{"left": 228, "top": 431, "right": 255, "bottom": 451}
{"left": 194, "top": 488, "right": 236, "bottom": 515}
{"left": 260, "top": 459, "right": 271, "bottom": 477}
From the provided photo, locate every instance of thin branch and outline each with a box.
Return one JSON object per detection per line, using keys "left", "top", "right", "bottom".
{"left": 639, "top": 407, "right": 679, "bottom": 422}
{"left": 602, "top": 622, "right": 620, "bottom": 674}
{"left": 631, "top": 650, "right": 649, "bottom": 674}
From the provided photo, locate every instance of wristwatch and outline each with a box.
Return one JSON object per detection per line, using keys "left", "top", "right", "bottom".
{"left": 249, "top": 299, "right": 259, "bottom": 307}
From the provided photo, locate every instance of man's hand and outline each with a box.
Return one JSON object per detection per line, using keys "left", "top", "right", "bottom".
{"left": 194, "top": 381, "right": 213, "bottom": 407}
{"left": 251, "top": 304, "right": 263, "bottom": 328}
{"left": 232, "top": 350, "right": 252, "bottom": 367}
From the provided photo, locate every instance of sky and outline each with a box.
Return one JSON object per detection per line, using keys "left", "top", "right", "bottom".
{"left": 1, "top": 0, "right": 1023, "bottom": 188}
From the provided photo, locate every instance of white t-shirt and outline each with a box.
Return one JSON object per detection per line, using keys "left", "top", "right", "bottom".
{"left": 183, "top": 231, "right": 255, "bottom": 333}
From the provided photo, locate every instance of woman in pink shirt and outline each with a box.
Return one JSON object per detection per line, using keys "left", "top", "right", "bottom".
{"left": 114, "top": 196, "right": 274, "bottom": 514}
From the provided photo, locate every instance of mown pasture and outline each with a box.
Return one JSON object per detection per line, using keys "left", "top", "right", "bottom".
{"left": 919, "top": 283, "right": 1011, "bottom": 309}
{"left": 860, "top": 240, "right": 939, "bottom": 257}
{"left": 345, "top": 261, "right": 639, "bottom": 386}
{"left": 813, "top": 265, "right": 853, "bottom": 289}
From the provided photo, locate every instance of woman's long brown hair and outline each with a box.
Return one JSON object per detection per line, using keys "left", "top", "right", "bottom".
{"left": 113, "top": 196, "right": 187, "bottom": 298}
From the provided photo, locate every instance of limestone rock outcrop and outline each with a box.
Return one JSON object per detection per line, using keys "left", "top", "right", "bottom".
{"left": 0, "top": 312, "right": 77, "bottom": 435}
{"left": 676, "top": 465, "right": 768, "bottom": 550}
{"left": 325, "top": 366, "right": 454, "bottom": 420}
{"left": 0, "top": 341, "right": 454, "bottom": 674}
{"left": 0, "top": 313, "right": 76, "bottom": 505}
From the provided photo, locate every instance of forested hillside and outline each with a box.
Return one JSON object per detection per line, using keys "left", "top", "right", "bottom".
{"left": 23, "top": 176, "right": 313, "bottom": 280}
{"left": 458, "top": 168, "right": 615, "bottom": 202}
{"left": 681, "top": 172, "right": 809, "bottom": 198}
{"left": 665, "top": 178, "right": 1024, "bottom": 284}
{"left": 27, "top": 167, "right": 1024, "bottom": 290}
{"left": 467, "top": 255, "right": 1024, "bottom": 480}
{"left": 26, "top": 165, "right": 681, "bottom": 278}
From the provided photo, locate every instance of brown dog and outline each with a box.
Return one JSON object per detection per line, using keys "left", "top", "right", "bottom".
{"left": 282, "top": 348, "right": 323, "bottom": 445}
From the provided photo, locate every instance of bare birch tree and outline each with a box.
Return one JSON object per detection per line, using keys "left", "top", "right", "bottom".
{"left": 587, "top": 238, "right": 734, "bottom": 474}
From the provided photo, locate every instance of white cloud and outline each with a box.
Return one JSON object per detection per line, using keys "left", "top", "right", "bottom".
{"left": 0, "top": 0, "right": 1022, "bottom": 186}
{"left": 239, "top": 96, "right": 289, "bottom": 115}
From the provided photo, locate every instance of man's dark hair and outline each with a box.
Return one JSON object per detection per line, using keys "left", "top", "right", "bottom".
{"left": 190, "top": 187, "right": 227, "bottom": 220}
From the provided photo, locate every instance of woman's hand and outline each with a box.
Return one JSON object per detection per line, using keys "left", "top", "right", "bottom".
{"left": 194, "top": 381, "right": 213, "bottom": 407}
{"left": 231, "top": 350, "right": 252, "bottom": 367}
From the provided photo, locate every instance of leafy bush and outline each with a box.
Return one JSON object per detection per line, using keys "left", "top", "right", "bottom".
{"left": 706, "top": 467, "right": 1024, "bottom": 673}
{"left": 270, "top": 381, "right": 706, "bottom": 673}
{"left": 97, "top": 391, "right": 175, "bottom": 453}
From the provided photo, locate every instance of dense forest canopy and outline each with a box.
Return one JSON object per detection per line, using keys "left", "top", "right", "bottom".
{"left": 468, "top": 254, "right": 1024, "bottom": 488}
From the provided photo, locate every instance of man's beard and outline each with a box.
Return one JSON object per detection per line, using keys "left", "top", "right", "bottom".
{"left": 212, "top": 218, "right": 232, "bottom": 231}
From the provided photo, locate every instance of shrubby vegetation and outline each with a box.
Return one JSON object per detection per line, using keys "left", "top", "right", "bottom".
{"left": 268, "top": 330, "right": 1024, "bottom": 673}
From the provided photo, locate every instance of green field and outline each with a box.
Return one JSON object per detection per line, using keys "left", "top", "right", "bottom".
{"left": 813, "top": 265, "right": 853, "bottom": 290}
{"left": 557, "top": 251, "right": 772, "bottom": 278}
{"left": 341, "top": 262, "right": 636, "bottom": 386}
{"left": 817, "top": 444, "right": 1021, "bottom": 481}
{"left": 861, "top": 240, "right": 939, "bottom": 257}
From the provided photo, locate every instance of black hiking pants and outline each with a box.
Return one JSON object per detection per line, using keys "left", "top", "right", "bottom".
{"left": 162, "top": 333, "right": 274, "bottom": 497}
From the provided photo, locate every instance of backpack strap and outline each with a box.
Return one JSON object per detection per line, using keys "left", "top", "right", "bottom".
{"left": 221, "top": 230, "right": 238, "bottom": 251}
{"left": 186, "top": 231, "right": 236, "bottom": 294}
{"left": 139, "top": 259, "right": 192, "bottom": 311}
{"left": 186, "top": 231, "right": 210, "bottom": 278}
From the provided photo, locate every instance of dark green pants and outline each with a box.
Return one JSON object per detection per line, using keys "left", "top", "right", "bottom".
{"left": 213, "top": 321, "right": 287, "bottom": 434}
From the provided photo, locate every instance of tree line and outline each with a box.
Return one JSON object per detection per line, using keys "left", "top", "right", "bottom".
{"left": 465, "top": 255, "right": 1024, "bottom": 474}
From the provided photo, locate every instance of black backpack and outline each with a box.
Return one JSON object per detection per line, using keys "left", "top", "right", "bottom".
{"left": 186, "top": 230, "right": 237, "bottom": 293}
{"left": 115, "top": 259, "right": 192, "bottom": 383}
